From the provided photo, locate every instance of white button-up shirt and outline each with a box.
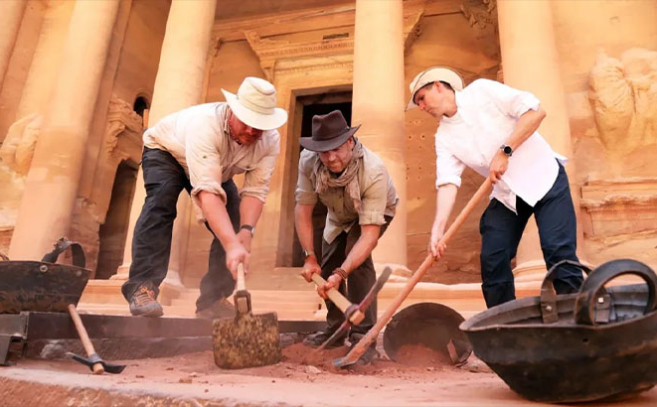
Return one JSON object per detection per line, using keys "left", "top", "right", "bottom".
{"left": 143, "top": 102, "right": 280, "bottom": 222}
{"left": 434, "top": 79, "right": 565, "bottom": 213}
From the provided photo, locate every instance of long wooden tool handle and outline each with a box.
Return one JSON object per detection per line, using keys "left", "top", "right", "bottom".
{"left": 67, "top": 304, "right": 104, "bottom": 374}
{"left": 236, "top": 263, "right": 246, "bottom": 291}
{"left": 310, "top": 273, "right": 365, "bottom": 325}
{"left": 343, "top": 178, "right": 493, "bottom": 362}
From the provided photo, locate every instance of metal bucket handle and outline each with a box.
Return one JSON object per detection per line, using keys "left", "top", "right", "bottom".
{"left": 40, "top": 237, "right": 86, "bottom": 268}
{"left": 574, "top": 259, "right": 657, "bottom": 326}
{"left": 540, "top": 259, "right": 593, "bottom": 324}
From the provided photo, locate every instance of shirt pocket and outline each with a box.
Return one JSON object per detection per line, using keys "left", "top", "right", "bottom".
{"left": 233, "top": 157, "right": 256, "bottom": 174}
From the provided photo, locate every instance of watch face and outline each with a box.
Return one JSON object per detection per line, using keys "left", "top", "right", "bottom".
{"left": 503, "top": 145, "right": 513, "bottom": 155}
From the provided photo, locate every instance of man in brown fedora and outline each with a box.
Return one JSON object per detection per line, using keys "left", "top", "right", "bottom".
{"left": 122, "top": 77, "right": 288, "bottom": 318}
{"left": 295, "top": 110, "right": 398, "bottom": 364}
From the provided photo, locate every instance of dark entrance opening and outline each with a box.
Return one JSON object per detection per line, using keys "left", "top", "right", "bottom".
{"left": 96, "top": 161, "right": 138, "bottom": 279}
{"left": 133, "top": 96, "right": 149, "bottom": 118}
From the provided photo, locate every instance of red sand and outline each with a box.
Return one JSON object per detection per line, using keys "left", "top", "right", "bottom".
{"left": 2, "top": 346, "right": 657, "bottom": 406}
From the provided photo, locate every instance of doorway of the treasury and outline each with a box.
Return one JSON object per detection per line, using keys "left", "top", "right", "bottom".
{"left": 277, "top": 90, "right": 353, "bottom": 268}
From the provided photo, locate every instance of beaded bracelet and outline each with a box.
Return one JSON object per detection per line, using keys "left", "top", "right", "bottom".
{"left": 333, "top": 267, "right": 349, "bottom": 281}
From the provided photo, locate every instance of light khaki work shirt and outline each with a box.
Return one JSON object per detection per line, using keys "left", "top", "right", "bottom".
{"left": 143, "top": 102, "right": 280, "bottom": 222}
{"left": 295, "top": 146, "right": 398, "bottom": 244}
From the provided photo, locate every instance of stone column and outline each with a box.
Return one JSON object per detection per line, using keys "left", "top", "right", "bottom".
{"left": 8, "top": 0, "right": 121, "bottom": 260}
{"left": 497, "top": 0, "right": 581, "bottom": 282}
{"left": 0, "top": 0, "right": 27, "bottom": 91}
{"left": 351, "top": 0, "right": 407, "bottom": 267}
{"left": 113, "top": 0, "right": 216, "bottom": 284}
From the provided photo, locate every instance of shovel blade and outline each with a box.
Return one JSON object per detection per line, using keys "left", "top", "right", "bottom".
{"left": 212, "top": 311, "right": 281, "bottom": 369}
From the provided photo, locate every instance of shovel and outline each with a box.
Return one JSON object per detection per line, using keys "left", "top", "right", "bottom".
{"left": 334, "top": 178, "right": 493, "bottom": 368}
{"left": 212, "top": 263, "right": 281, "bottom": 369}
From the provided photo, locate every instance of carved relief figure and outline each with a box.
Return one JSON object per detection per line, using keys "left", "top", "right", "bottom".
{"left": 589, "top": 48, "right": 657, "bottom": 160}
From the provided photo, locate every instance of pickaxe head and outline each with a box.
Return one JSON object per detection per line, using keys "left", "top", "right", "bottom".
{"left": 317, "top": 267, "right": 392, "bottom": 351}
{"left": 68, "top": 352, "right": 126, "bottom": 374}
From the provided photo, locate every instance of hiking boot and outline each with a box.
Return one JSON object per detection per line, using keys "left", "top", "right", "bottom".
{"left": 303, "top": 330, "right": 346, "bottom": 348}
{"left": 129, "top": 285, "right": 163, "bottom": 317}
{"left": 195, "top": 298, "right": 236, "bottom": 320}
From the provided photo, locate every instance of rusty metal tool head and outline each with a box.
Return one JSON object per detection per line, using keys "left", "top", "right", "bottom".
{"left": 67, "top": 304, "right": 125, "bottom": 374}
{"left": 212, "top": 263, "right": 281, "bottom": 369}
{"left": 67, "top": 352, "right": 126, "bottom": 374}
{"left": 316, "top": 267, "right": 392, "bottom": 351}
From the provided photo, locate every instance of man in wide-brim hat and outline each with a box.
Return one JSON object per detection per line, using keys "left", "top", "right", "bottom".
{"left": 122, "top": 77, "right": 287, "bottom": 319}
{"left": 295, "top": 110, "right": 399, "bottom": 364}
{"left": 408, "top": 66, "right": 583, "bottom": 308}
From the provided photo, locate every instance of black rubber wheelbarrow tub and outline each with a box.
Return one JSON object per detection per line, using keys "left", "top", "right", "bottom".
{"left": 0, "top": 239, "right": 90, "bottom": 314}
{"left": 460, "top": 259, "right": 657, "bottom": 403}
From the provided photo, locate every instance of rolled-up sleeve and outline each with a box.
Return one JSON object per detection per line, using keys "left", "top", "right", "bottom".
{"left": 185, "top": 123, "right": 227, "bottom": 216}
{"left": 474, "top": 79, "right": 540, "bottom": 118}
{"left": 295, "top": 149, "right": 318, "bottom": 205}
{"left": 359, "top": 165, "right": 389, "bottom": 226}
{"left": 241, "top": 132, "right": 280, "bottom": 202}
{"left": 435, "top": 138, "right": 466, "bottom": 188}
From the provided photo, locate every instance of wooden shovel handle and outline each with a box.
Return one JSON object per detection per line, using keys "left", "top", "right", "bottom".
{"left": 343, "top": 178, "right": 493, "bottom": 363}
{"left": 67, "top": 304, "right": 104, "bottom": 374}
{"left": 236, "top": 263, "right": 246, "bottom": 291}
{"left": 310, "top": 273, "right": 365, "bottom": 325}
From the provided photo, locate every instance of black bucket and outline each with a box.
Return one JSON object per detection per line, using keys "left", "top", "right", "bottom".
{"left": 0, "top": 239, "right": 90, "bottom": 314}
{"left": 461, "top": 259, "right": 657, "bottom": 403}
{"left": 383, "top": 302, "right": 472, "bottom": 365}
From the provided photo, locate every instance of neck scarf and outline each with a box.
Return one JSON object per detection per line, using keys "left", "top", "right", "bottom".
{"left": 313, "top": 138, "right": 365, "bottom": 213}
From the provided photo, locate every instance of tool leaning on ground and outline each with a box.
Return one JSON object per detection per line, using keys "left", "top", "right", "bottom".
{"left": 334, "top": 178, "right": 493, "bottom": 368}
{"left": 213, "top": 263, "right": 281, "bottom": 369}
{"left": 67, "top": 304, "right": 126, "bottom": 374}
{"left": 308, "top": 267, "right": 392, "bottom": 351}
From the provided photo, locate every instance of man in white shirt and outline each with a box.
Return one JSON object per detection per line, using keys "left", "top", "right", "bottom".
{"left": 408, "top": 67, "right": 583, "bottom": 308}
{"left": 122, "top": 77, "right": 287, "bottom": 318}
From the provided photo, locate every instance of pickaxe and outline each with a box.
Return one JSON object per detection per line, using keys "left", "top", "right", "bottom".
{"left": 67, "top": 304, "right": 126, "bottom": 374}
{"left": 309, "top": 267, "right": 392, "bottom": 351}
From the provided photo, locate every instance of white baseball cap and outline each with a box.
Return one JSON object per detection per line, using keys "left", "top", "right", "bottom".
{"left": 221, "top": 77, "right": 288, "bottom": 130}
{"left": 406, "top": 67, "right": 464, "bottom": 110}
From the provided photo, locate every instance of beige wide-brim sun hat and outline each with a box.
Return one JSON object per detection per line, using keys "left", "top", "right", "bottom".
{"left": 221, "top": 77, "right": 288, "bottom": 131}
{"left": 406, "top": 67, "right": 464, "bottom": 110}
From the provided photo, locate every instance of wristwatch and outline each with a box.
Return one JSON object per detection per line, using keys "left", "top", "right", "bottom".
{"left": 500, "top": 144, "right": 513, "bottom": 157}
{"left": 303, "top": 249, "right": 316, "bottom": 260}
{"left": 240, "top": 224, "right": 255, "bottom": 236}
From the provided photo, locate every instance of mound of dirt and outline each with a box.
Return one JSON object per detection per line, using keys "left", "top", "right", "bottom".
{"left": 393, "top": 343, "right": 451, "bottom": 366}
{"left": 282, "top": 343, "right": 349, "bottom": 373}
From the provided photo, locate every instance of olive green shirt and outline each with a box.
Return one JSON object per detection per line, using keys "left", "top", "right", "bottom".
{"left": 295, "top": 146, "right": 398, "bottom": 244}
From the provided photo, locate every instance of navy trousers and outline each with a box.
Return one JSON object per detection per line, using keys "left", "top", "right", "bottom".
{"left": 121, "top": 147, "right": 239, "bottom": 312}
{"left": 479, "top": 162, "right": 583, "bottom": 308}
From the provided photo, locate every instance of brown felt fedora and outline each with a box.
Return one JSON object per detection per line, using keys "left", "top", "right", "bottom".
{"left": 300, "top": 110, "right": 361, "bottom": 152}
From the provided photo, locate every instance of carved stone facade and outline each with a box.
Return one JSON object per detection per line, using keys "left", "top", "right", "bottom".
{"left": 1, "top": 0, "right": 656, "bottom": 286}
